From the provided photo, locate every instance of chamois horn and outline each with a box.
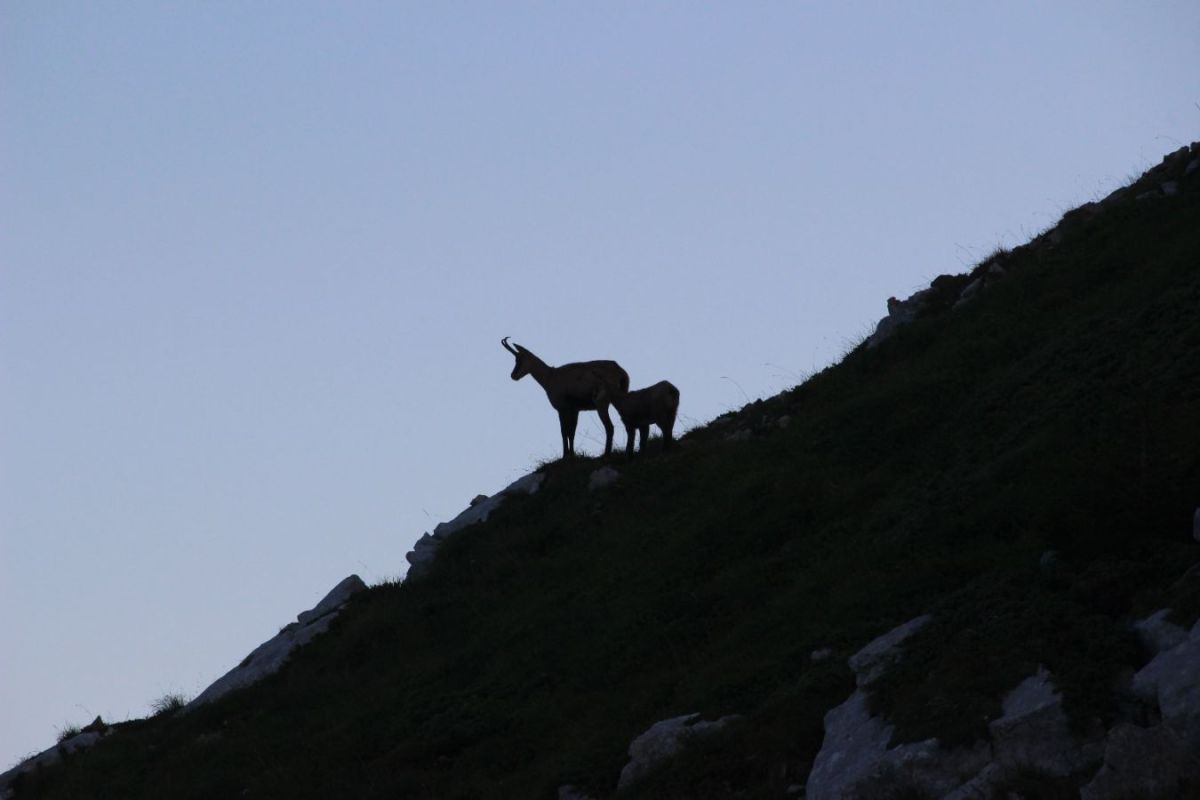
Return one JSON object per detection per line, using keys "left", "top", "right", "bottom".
{"left": 501, "top": 336, "right": 520, "bottom": 355}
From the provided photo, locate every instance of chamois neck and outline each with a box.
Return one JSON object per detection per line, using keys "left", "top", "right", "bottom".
{"left": 523, "top": 351, "right": 554, "bottom": 386}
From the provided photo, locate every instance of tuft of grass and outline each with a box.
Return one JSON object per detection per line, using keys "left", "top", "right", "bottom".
{"left": 54, "top": 724, "right": 82, "bottom": 744}
{"left": 149, "top": 693, "right": 189, "bottom": 717}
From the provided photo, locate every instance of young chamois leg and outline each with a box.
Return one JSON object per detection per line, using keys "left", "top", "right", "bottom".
{"left": 558, "top": 408, "right": 580, "bottom": 459}
{"left": 638, "top": 424, "right": 651, "bottom": 454}
{"left": 662, "top": 407, "right": 677, "bottom": 451}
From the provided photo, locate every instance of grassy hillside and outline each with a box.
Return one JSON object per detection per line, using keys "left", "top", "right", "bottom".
{"left": 14, "top": 145, "right": 1200, "bottom": 799}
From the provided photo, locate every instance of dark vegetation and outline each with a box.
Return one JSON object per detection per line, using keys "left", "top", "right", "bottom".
{"left": 14, "top": 146, "right": 1200, "bottom": 798}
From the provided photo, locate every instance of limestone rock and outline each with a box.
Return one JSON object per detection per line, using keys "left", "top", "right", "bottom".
{"left": 587, "top": 466, "right": 620, "bottom": 491}
{"left": 617, "top": 713, "right": 740, "bottom": 790}
{"left": 1132, "top": 621, "right": 1200, "bottom": 745}
{"left": 806, "top": 691, "right": 897, "bottom": 800}
{"left": 296, "top": 574, "right": 366, "bottom": 625}
{"left": 811, "top": 647, "right": 835, "bottom": 663}
{"left": 848, "top": 614, "right": 933, "bottom": 688}
{"left": 1080, "top": 723, "right": 1200, "bottom": 800}
{"left": 953, "top": 278, "right": 983, "bottom": 309}
{"left": 557, "top": 785, "right": 596, "bottom": 800}
{"left": 988, "top": 667, "right": 1096, "bottom": 776}
{"left": 0, "top": 727, "right": 111, "bottom": 796}
{"left": 1133, "top": 608, "right": 1187, "bottom": 655}
{"left": 866, "top": 288, "right": 934, "bottom": 348}
{"left": 186, "top": 575, "right": 365, "bottom": 710}
{"left": 806, "top": 690, "right": 990, "bottom": 800}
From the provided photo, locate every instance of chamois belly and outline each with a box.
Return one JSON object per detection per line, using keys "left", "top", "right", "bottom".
{"left": 556, "top": 393, "right": 598, "bottom": 412}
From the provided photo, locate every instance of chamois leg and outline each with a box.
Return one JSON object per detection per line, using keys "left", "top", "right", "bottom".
{"left": 559, "top": 409, "right": 579, "bottom": 458}
{"left": 596, "top": 403, "right": 616, "bottom": 456}
{"left": 639, "top": 424, "right": 651, "bottom": 454}
{"left": 625, "top": 424, "right": 636, "bottom": 458}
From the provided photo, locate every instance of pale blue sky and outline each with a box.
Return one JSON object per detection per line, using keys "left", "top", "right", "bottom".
{"left": 2, "top": 2, "right": 1197, "bottom": 767}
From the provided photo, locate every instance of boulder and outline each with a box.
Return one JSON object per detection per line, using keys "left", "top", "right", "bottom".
{"left": 587, "top": 467, "right": 620, "bottom": 491}
{"left": 806, "top": 690, "right": 990, "bottom": 800}
{"left": 617, "top": 713, "right": 740, "bottom": 790}
{"left": 866, "top": 288, "right": 934, "bottom": 349}
{"left": 1132, "top": 620, "right": 1200, "bottom": 745}
{"left": 1133, "top": 609, "right": 1187, "bottom": 655}
{"left": 1080, "top": 723, "right": 1200, "bottom": 799}
{"left": 952, "top": 278, "right": 983, "bottom": 309}
{"left": 186, "top": 575, "right": 365, "bottom": 710}
{"left": 806, "top": 690, "right": 898, "bottom": 800}
{"left": 987, "top": 667, "right": 1097, "bottom": 776}
{"left": 848, "top": 615, "right": 933, "bottom": 688}
{"left": 296, "top": 574, "right": 366, "bottom": 625}
{"left": 810, "top": 647, "right": 835, "bottom": 663}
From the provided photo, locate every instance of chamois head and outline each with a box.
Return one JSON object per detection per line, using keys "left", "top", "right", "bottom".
{"left": 501, "top": 337, "right": 532, "bottom": 381}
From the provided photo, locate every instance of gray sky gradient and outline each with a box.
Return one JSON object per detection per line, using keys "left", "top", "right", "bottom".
{"left": 2, "top": 2, "right": 1197, "bottom": 767}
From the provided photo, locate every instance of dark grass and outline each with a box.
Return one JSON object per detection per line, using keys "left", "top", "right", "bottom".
{"left": 16, "top": 163, "right": 1200, "bottom": 799}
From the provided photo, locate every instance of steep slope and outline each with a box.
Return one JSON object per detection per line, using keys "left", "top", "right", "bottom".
{"left": 11, "top": 144, "right": 1200, "bottom": 799}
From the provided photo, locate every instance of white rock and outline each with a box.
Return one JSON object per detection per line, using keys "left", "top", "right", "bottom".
{"left": 811, "top": 647, "right": 835, "bottom": 663}
{"left": 0, "top": 729, "right": 110, "bottom": 795}
{"left": 1080, "top": 722, "right": 1200, "bottom": 800}
{"left": 807, "top": 691, "right": 895, "bottom": 800}
{"left": 587, "top": 466, "right": 621, "bottom": 491}
{"left": 953, "top": 278, "right": 984, "bottom": 309}
{"left": 1162, "top": 181, "right": 1179, "bottom": 196}
{"left": 988, "top": 667, "right": 1095, "bottom": 776}
{"left": 296, "top": 574, "right": 366, "bottom": 625}
{"left": 1186, "top": 158, "right": 1200, "bottom": 177}
{"left": 848, "top": 615, "right": 933, "bottom": 688}
{"left": 1131, "top": 624, "right": 1200, "bottom": 745}
{"left": 617, "top": 713, "right": 740, "bottom": 790}
{"left": 186, "top": 575, "right": 365, "bottom": 710}
{"left": 806, "top": 690, "right": 989, "bottom": 800}
{"left": 1133, "top": 609, "right": 1188, "bottom": 655}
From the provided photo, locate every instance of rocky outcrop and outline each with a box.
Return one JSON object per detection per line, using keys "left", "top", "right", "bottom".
{"left": 1080, "top": 722, "right": 1200, "bottom": 800}
{"left": 186, "top": 574, "right": 366, "bottom": 710}
{"left": 847, "top": 614, "right": 932, "bottom": 688}
{"left": 405, "top": 470, "right": 545, "bottom": 579}
{"left": 988, "top": 668, "right": 1099, "bottom": 777}
{"left": 0, "top": 718, "right": 111, "bottom": 797}
{"left": 617, "top": 712, "right": 741, "bottom": 791}
{"left": 805, "top": 613, "right": 1118, "bottom": 800}
{"left": 1131, "top": 615, "right": 1200, "bottom": 746}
